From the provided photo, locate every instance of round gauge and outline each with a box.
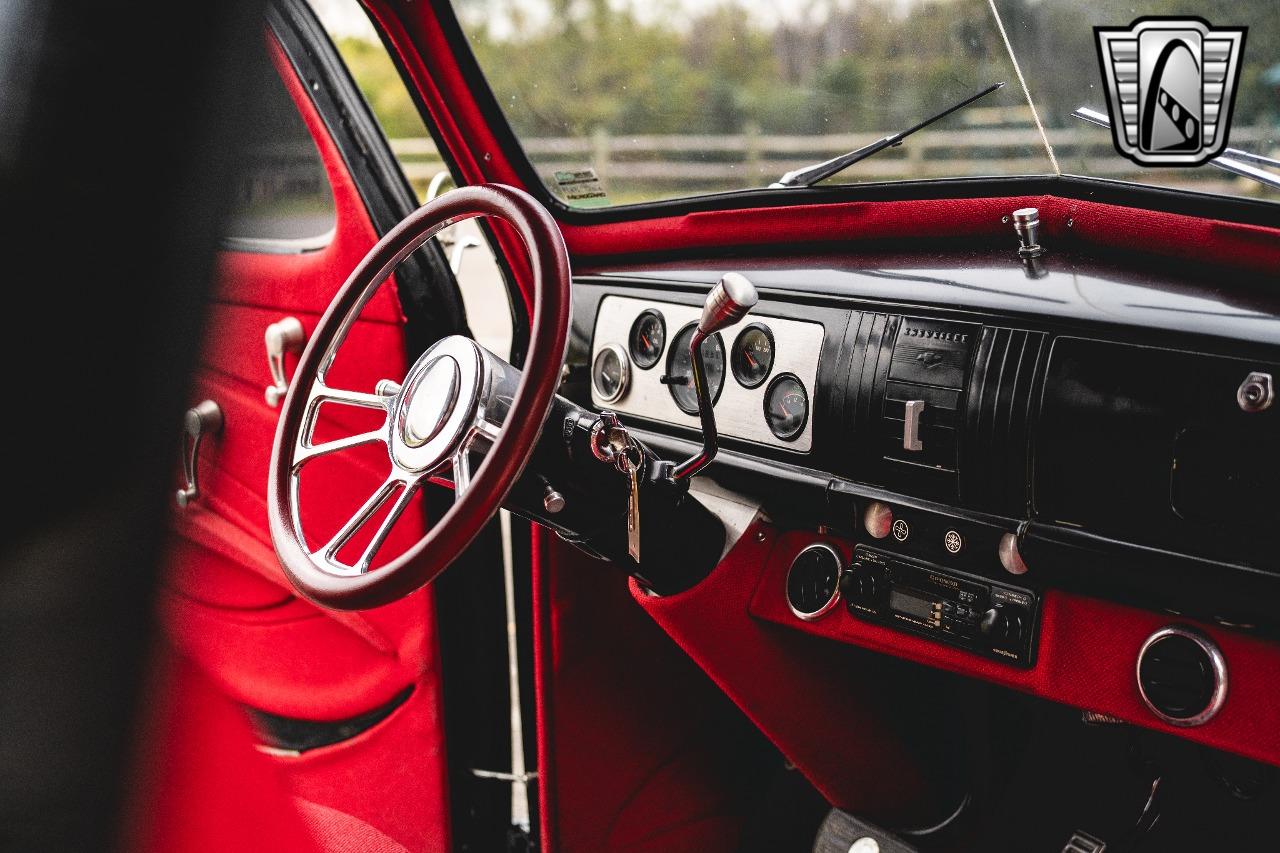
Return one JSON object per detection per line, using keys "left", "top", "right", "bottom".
{"left": 786, "top": 543, "right": 843, "bottom": 620}
{"left": 731, "top": 323, "right": 775, "bottom": 388}
{"left": 591, "top": 343, "right": 630, "bottom": 403}
{"left": 628, "top": 310, "right": 666, "bottom": 369}
{"left": 764, "top": 373, "right": 809, "bottom": 441}
{"left": 665, "top": 323, "right": 725, "bottom": 415}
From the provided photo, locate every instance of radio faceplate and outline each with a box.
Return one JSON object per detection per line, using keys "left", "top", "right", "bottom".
{"left": 842, "top": 545, "right": 1039, "bottom": 667}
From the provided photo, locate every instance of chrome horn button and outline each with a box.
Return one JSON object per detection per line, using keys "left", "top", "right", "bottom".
{"left": 389, "top": 336, "right": 484, "bottom": 474}
{"left": 403, "top": 356, "right": 460, "bottom": 447}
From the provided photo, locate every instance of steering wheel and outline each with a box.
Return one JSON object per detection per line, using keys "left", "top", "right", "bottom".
{"left": 268, "top": 184, "right": 570, "bottom": 610}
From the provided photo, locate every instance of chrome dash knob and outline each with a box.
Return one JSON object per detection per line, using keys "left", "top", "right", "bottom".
{"left": 1011, "top": 207, "right": 1044, "bottom": 258}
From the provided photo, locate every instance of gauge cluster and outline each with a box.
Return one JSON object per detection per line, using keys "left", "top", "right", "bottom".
{"left": 590, "top": 295, "right": 824, "bottom": 451}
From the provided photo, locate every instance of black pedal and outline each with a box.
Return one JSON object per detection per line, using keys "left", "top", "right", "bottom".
{"left": 812, "top": 809, "right": 918, "bottom": 853}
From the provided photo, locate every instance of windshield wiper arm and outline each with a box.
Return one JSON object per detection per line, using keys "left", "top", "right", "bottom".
{"left": 1072, "top": 106, "right": 1280, "bottom": 190}
{"left": 770, "top": 81, "right": 1005, "bottom": 189}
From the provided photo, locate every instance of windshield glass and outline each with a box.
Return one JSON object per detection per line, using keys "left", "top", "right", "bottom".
{"left": 449, "top": 0, "right": 1279, "bottom": 208}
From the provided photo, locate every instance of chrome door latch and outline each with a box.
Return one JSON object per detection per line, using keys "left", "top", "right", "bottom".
{"left": 265, "top": 317, "right": 306, "bottom": 407}
{"left": 176, "top": 400, "right": 224, "bottom": 508}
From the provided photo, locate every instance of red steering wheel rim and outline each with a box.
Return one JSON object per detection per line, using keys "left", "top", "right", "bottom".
{"left": 268, "top": 184, "right": 570, "bottom": 609}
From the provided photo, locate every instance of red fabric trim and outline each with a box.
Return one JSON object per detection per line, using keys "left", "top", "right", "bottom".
{"left": 125, "top": 652, "right": 320, "bottom": 853}
{"left": 530, "top": 524, "right": 557, "bottom": 853}
{"left": 267, "top": 679, "right": 452, "bottom": 852}
{"left": 126, "top": 650, "right": 450, "bottom": 853}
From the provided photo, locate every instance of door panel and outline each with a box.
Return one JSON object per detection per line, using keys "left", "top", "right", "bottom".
{"left": 162, "top": 24, "right": 450, "bottom": 851}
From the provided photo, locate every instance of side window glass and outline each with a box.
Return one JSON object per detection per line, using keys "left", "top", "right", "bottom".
{"left": 224, "top": 43, "right": 336, "bottom": 249}
{"left": 310, "top": 0, "right": 515, "bottom": 362}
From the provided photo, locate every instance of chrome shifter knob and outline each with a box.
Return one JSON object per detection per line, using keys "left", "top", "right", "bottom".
{"left": 698, "top": 272, "right": 759, "bottom": 335}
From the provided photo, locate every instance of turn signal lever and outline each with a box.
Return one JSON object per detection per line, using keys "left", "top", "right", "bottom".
{"left": 672, "top": 272, "right": 758, "bottom": 480}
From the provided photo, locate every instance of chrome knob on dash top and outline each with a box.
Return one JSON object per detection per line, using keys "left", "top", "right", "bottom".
{"left": 1011, "top": 207, "right": 1044, "bottom": 258}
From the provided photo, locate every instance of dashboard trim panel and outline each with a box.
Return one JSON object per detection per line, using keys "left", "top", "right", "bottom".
{"left": 590, "top": 294, "right": 826, "bottom": 452}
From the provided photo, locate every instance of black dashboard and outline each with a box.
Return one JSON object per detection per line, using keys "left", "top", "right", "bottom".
{"left": 563, "top": 246, "right": 1280, "bottom": 637}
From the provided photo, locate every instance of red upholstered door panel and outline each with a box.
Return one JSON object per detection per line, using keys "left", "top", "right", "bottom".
{"left": 157, "top": 31, "right": 450, "bottom": 852}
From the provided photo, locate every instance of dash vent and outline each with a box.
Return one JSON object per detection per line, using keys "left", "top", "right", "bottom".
{"left": 961, "top": 327, "right": 1046, "bottom": 514}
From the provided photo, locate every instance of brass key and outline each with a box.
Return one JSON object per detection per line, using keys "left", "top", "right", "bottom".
{"left": 617, "top": 444, "right": 642, "bottom": 563}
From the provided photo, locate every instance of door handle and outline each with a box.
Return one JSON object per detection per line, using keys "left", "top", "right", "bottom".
{"left": 176, "top": 400, "right": 224, "bottom": 508}
{"left": 264, "top": 317, "right": 306, "bottom": 407}
{"left": 903, "top": 399, "right": 925, "bottom": 451}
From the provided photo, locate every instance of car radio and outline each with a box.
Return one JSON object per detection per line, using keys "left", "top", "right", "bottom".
{"left": 841, "top": 545, "right": 1038, "bottom": 667}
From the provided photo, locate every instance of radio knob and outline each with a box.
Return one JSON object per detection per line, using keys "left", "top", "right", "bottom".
{"left": 979, "top": 606, "right": 1025, "bottom": 644}
{"left": 979, "top": 607, "right": 1009, "bottom": 640}
{"left": 840, "top": 564, "right": 883, "bottom": 606}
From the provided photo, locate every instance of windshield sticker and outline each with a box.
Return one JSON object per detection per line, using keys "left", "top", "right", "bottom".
{"left": 1095, "top": 17, "right": 1246, "bottom": 166}
{"left": 553, "top": 168, "right": 609, "bottom": 208}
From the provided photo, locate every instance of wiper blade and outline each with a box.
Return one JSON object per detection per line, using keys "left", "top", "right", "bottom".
{"left": 770, "top": 81, "right": 1005, "bottom": 189}
{"left": 1072, "top": 106, "right": 1280, "bottom": 190}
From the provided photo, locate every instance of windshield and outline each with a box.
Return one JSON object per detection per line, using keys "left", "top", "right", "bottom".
{"left": 450, "top": 0, "right": 1279, "bottom": 208}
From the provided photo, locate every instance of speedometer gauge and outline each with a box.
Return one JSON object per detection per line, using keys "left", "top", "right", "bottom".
{"left": 764, "top": 373, "right": 808, "bottom": 441}
{"left": 731, "top": 323, "right": 775, "bottom": 388}
{"left": 665, "top": 323, "right": 725, "bottom": 415}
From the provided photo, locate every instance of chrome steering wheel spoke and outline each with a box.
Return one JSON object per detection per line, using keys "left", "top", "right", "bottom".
{"left": 292, "top": 381, "right": 396, "bottom": 469}
{"left": 450, "top": 449, "right": 473, "bottom": 495}
{"left": 315, "top": 473, "right": 422, "bottom": 575}
{"left": 443, "top": 411, "right": 503, "bottom": 495}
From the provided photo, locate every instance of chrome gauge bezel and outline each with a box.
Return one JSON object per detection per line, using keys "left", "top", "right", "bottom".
{"left": 591, "top": 343, "right": 630, "bottom": 403}
{"left": 786, "top": 543, "right": 844, "bottom": 620}
{"left": 1137, "top": 625, "right": 1228, "bottom": 727}
{"left": 763, "top": 372, "right": 809, "bottom": 441}
{"left": 628, "top": 309, "right": 666, "bottom": 370}
{"left": 666, "top": 322, "right": 726, "bottom": 415}
{"left": 731, "top": 322, "right": 776, "bottom": 389}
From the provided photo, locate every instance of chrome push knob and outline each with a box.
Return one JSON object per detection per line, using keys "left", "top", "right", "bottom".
{"left": 1011, "top": 207, "right": 1044, "bottom": 258}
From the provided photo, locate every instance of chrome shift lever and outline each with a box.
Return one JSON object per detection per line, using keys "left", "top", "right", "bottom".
{"left": 672, "top": 273, "right": 758, "bottom": 481}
